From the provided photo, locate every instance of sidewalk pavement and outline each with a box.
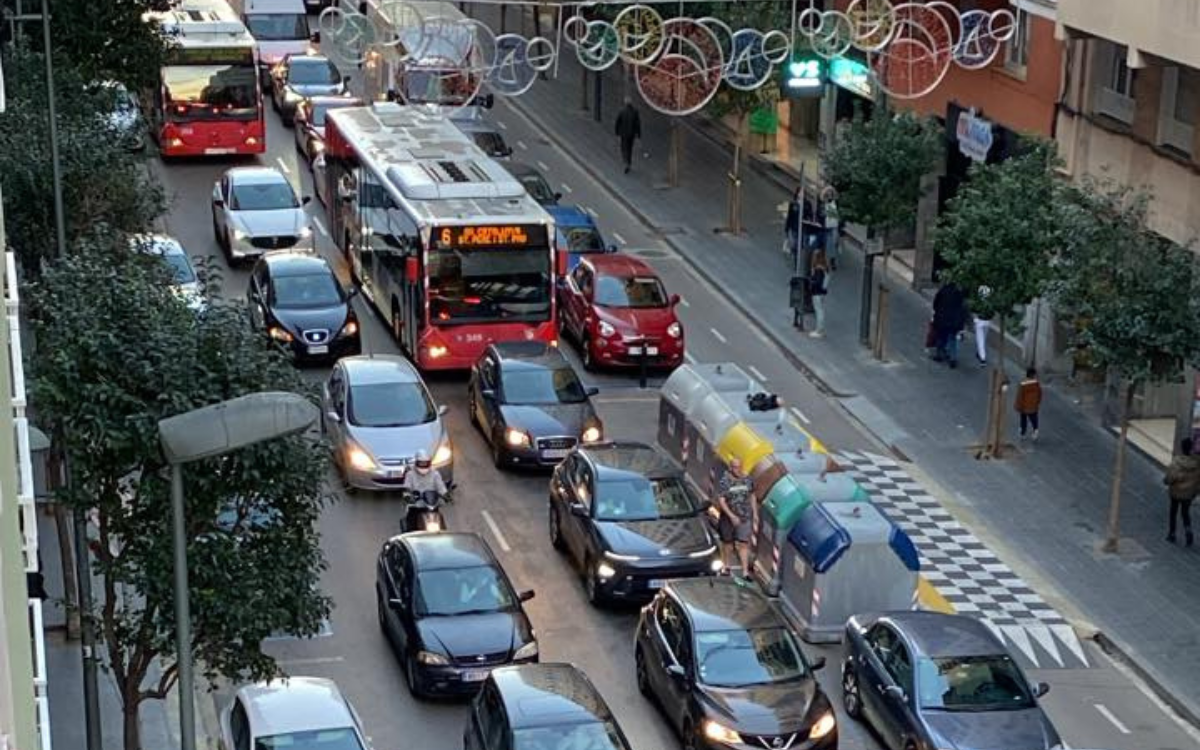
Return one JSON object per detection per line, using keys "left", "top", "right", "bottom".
{"left": 506, "top": 54, "right": 1200, "bottom": 722}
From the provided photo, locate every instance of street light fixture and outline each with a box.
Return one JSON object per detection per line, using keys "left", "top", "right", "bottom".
{"left": 157, "top": 392, "right": 318, "bottom": 750}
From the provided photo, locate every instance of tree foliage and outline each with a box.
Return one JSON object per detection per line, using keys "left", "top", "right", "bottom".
{"left": 824, "top": 110, "right": 942, "bottom": 233}
{"left": 45, "top": 0, "right": 172, "bottom": 91}
{"left": 935, "top": 142, "right": 1058, "bottom": 321}
{"left": 701, "top": 2, "right": 788, "bottom": 123}
{"left": 0, "top": 45, "right": 167, "bottom": 273}
{"left": 30, "top": 241, "right": 334, "bottom": 750}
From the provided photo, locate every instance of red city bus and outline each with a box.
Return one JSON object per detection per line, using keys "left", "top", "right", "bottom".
{"left": 321, "top": 102, "right": 564, "bottom": 370}
{"left": 146, "top": 0, "right": 266, "bottom": 157}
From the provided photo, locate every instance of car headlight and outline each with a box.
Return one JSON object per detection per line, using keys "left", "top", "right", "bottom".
{"left": 505, "top": 427, "right": 531, "bottom": 447}
{"left": 432, "top": 442, "right": 453, "bottom": 466}
{"left": 416, "top": 650, "right": 449, "bottom": 665}
{"left": 709, "top": 558, "right": 725, "bottom": 573}
{"left": 597, "top": 320, "right": 616, "bottom": 338}
{"left": 596, "top": 562, "right": 616, "bottom": 579}
{"left": 311, "top": 139, "right": 325, "bottom": 153}
{"left": 667, "top": 321, "right": 683, "bottom": 338}
{"left": 702, "top": 719, "right": 742, "bottom": 745}
{"left": 268, "top": 326, "right": 294, "bottom": 343}
{"left": 808, "top": 710, "right": 836, "bottom": 740}
{"left": 339, "top": 319, "right": 359, "bottom": 338}
{"left": 581, "top": 425, "right": 602, "bottom": 443}
{"left": 512, "top": 641, "right": 539, "bottom": 660}
{"left": 232, "top": 228, "right": 248, "bottom": 241}
{"left": 299, "top": 225, "right": 313, "bottom": 238}
{"left": 346, "top": 444, "right": 377, "bottom": 472}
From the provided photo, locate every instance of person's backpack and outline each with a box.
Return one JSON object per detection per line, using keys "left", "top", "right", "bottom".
{"left": 747, "top": 392, "right": 779, "bottom": 411}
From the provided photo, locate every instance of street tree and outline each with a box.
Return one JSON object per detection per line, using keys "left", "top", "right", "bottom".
{"left": 824, "top": 110, "right": 941, "bottom": 357}
{"left": 1050, "top": 179, "right": 1200, "bottom": 553}
{"left": 935, "top": 142, "right": 1059, "bottom": 457}
{"left": 47, "top": 0, "right": 171, "bottom": 92}
{"left": 0, "top": 45, "right": 167, "bottom": 273}
{"left": 30, "top": 241, "right": 334, "bottom": 750}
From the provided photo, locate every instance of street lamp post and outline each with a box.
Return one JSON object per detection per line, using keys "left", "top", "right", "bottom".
{"left": 157, "top": 392, "right": 318, "bottom": 750}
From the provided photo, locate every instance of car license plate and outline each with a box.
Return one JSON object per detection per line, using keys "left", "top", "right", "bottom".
{"left": 386, "top": 468, "right": 406, "bottom": 479}
{"left": 308, "top": 345, "right": 329, "bottom": 355}
{"left": 648, "top": 579, "right": 665, "bottom": 589}
{"left": 628, "top": 346, "right": 659, "bottom": 356}
{"left": 204, "top": 147, "right": 235, "bottom": 154}
{"left": 541, "top": 448, "right": 570, "bottom": 460}
{"left": 462, "top": 669, "right": 490, "bottom": 682}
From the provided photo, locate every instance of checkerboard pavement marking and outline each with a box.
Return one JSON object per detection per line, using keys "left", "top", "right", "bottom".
{"left": 838, "top": 450, "right": 1090, "bottom": 670}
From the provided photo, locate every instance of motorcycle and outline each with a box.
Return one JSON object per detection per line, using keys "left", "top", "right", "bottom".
{"left": 400, "top": 488, "right": 449, "bottom": 533}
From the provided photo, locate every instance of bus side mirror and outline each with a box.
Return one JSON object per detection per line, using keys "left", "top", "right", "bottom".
{"left": 405, "top": 256, "right": 419, "bottom": 283}
{"left": 555, "top": 249, "right": 569, "bottom": 278}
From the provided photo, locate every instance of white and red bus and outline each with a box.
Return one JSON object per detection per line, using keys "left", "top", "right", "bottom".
{"left": 146, "top": 0, "right": 266, "bottom": 156}
{"left": 322, "top": 102, "right": 563, "bottom": 370}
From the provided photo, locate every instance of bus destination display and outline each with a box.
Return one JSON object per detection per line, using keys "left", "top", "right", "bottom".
{"left": 436, "top": 225, "right": 547, "bottom": 248}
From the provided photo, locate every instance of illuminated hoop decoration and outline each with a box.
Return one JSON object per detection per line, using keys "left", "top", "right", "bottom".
{"left": 724, "top": 28, "right": 791, "bottom": 91}
{"left": 868, "top": 2, "right": 953, "bottom": 99}
{"left": 319, "top": 4, "right": 379, "bottom": 66}
{"left": 393, "top": 15, "right": 494, "bottom": 113}
{"left": 846, "top": 0, "right": 896, "bottom": 52}
{"left": 635, "top": 17, "right": 724, "bottom": 116}
{"left": 564, "top": 14, "right": 621, "bottom": 71}
{"left": 953, "top": 7, "right": 1015, "bottom": 69}
{"left": 798, "top": 8, "right": 855, "bottom": 60}
{"left": 615, "top": 4, "right": 667, "bottom": 66}
{"left": 489, "top": 33, "right": 558, "bottom": 96}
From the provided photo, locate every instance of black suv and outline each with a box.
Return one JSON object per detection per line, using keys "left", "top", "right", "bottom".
{"left": 635, "top": 577, "right": 838, "bottom": 750}
{"left": 549, "top": 441, "right": 722, "bottom": 605}
{"left": 465, "top": 664, "right": 633, "bottom": 750}
{"left": 247, "top": 251, "right": 360, "bottom": 363}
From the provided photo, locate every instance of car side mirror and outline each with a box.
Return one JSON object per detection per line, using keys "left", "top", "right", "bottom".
{"left": 585, "top": 386, "right": 599, "bottom": 397}
{"left": 569, "top": 502, "right": 588, "bottom": 518}
{"left": 554, "top": 192, "right": 563, "bottom": 201}
{"left": 518, "top": 589, "right": 535, "bottom": 602}
{"left": 438, "top": 404, "right": 449, "bottom": 416}
{"left": 1034, "top": 681, "right": 1050, "bottom": 698}
{"left": 310, "top": 31, "right": 321, "bottom": 43}
{"left": 346, "top": 286, "right": 359, "bottom": 298}
{"left": 326, "top": 410, "right": 341, "bottom": 424}
{"left": 666, "top": 664, "right": 689, "bottom": 683}
{"left": 809, "top": 656, "right": 826, "bottom": 671}
{"left": 213, "top": 198, "right": 224, "bottom": 208}
{"left": 608, "top": 244, "right": 619, "bottom": 253}
{"left": 670, "top": 293, "right": 682, "bottom": 307}
{"left": 481, "top": 388, "right": 496, "bottom": 401}
{"left": 883, "top": 685, "right": 906, "bottom": 702}
{"left": 302, "top": 195, "right": 313, "bottom": 205}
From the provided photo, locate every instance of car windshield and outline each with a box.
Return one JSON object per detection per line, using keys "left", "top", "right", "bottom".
{"left": 163, "top": 253, "right": 197, "bottom": 284}
{"left": 562, "top": 226, "right": 606, "bottom": 254}
{"left": 696, "top": 628, "right": 807, "bottom": 688}
{"left": 519, "top": 172, "right": 556, "bottom": 205}
{"left": 513, "top": 722, "right": 626, "bottom": 750}
{"left": 272, "top": 273, "right": 342, "bottom": 309}
{"left": 917, "top": 655, "right": 1036, "bottom": 711}
{"left": 594, "top": 275, "right": 668, "bottom": 308}
{"left": 245, "top": 13, "right": 309, "bottom": 40}
{"left": 163, "top": 65, "right": 258, "bottom": 120}
{"left": 415, "top": 565, "right": 516, "bottom": 616}
{"left": 231, "top": 181, "right": 297, "bottom": 211}
{"left": 594, "top": 476, "right": 698, "bottom": 521}
{"left": 502, "top": 367, "right": 587, "bottom": 405}
{"left": 256, "top": 728, "right": 365, "bottom": 750}
{"left": 288, "top": 58, "right": 340, "bottom": 85}
{"left": 347, "top": 382, "right": 436, "bottom": 428}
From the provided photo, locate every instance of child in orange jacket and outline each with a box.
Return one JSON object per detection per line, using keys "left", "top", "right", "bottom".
{"left": 1014, "top": 367, "right": 1043, "bottom": 440}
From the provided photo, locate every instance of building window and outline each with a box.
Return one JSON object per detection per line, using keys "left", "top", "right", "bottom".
{"left": 1004, "top": 8, "right": 1030, "bottom": 76}
{"left": 1094, "top": 42, "right": 1136, "bottom": 124}
{"left": 1158, "top": 66, "right": 1199, "bottom": 155}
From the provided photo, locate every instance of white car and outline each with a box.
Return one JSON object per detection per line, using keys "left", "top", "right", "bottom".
{"left": 219, "top": 677, "right": 371, "bottom": 750}
{"left": 211, "top": 167, "right": 313, "bottom": 264}
{"left": 128, "top": 234, "right": 205, "bottom": 312}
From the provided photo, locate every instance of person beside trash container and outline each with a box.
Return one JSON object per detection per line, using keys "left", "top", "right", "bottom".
{"left": 715, "top": 458, "right": 758, "bottom": 578}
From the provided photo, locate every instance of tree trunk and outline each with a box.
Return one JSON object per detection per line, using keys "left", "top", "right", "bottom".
{"left": 992, "top": 316, "right": 1010, "bottom": 458}
{"left": 54, "top": 501, "right": 80, "bottom": 638}
{"left": 123, "top": 694, "right": 141, "bottom": 750}
{"left": 726, "top": 114, "right": 745, "bottom": 234}
{"left": 1102, "top": 381, "right": 1135, "bottom": 553}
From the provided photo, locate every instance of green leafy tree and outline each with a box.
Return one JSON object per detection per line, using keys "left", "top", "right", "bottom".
{"left": 0, "top": 46, "right": 167, "bottom": 273}
{"left": 30, "top": 241, "right": 334, "bottom": 750}
{"left": 1050, "top": 179, "right": 1200, "bottom": 552}
{"left": 47, "top": 0, "right": 172, "bottom": 91}
{"left": 935, "top": 142, "right": 1059, "bottom": 456}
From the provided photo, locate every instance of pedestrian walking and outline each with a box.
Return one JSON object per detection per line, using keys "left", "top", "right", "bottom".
{"left": 784, "top": 188, "right": 801, "bottom": 259}
{"left": 1164, "top": 437, "right": 1200, "bottom": 546}
{"left": 973, "top": 313, "right": 992, "bottom": 366}
{"left": 809, "top": 250, "right": 829, "bottom": 338}
{"left": 821, "top": 186, "right": 840, "bottom": 270}
{"left": 1014, "top": 367, "right": 1042, "bottom": 440}
{"left": 802, "top": 193, "right": 825, "bottom": 255}
{"left": 715, "top": 458, "right": 757, "bottom": 577}
{"left": 614, "top": 97, "right": 642, "bottom": 174}
{"left": 931, "top": 280, "right": 968, "bottom": 368}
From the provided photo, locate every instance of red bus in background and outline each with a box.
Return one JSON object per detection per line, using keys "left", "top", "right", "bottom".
{"left": 145, "top": 0, "right": 266, "bottom": 157}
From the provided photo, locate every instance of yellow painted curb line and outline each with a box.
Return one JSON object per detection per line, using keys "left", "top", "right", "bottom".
{"left": 917, "top": 576, "right": 956, "bottom": 614}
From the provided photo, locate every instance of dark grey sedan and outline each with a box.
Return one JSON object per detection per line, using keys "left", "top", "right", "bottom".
{"left": 468, "top": 342, "right": 602, "bottom": 470}
{"left": 842, "top": 612, "right": 1062, "bottom": 750}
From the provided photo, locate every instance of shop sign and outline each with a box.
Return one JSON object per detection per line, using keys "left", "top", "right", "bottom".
{"left": 956, "top": 109, "right": 994, "bottom": 162}
{"left": 782, "top": 53, "right": 826, "bottom": 99}
{"left": 830, "top": 57, "right": 872, "bottom": 100}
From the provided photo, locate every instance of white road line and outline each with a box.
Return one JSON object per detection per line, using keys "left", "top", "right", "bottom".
{"left": 561, "top": 183, "right": 574, "bottom": 193}
{"left": 536, "top": 160, "right": 550, "bottom": 172}
{"left": 612, "top": 232, "right": 627, "bottom": 245}
{"left": 276, "top": 656, "right": 345, "bottom": 666}
{"left": 790, "top": 407, "right": 811, "bottom": 425}
{"left": 582, "top": 206, "right": 598, "bottom": 218}
{"left": 748, "top": 365, "right": 768, "bottom": 381}
{"left": 516, "top": 139, "right": 529, "bottom": 150}
{"left": 684, "top": 351, "right": 697, "bottom": 364}
{"left": 678, "top": 296, "right": 689, "bottom": 307}
{"left": 275, "top": 157, "right": 291, "bottom": 174}
{"left": 312, "top": 216, "right": 328, "bottom": 236}
{"left": 497, "top": 120, "right": 508, "bottom": 130}
{"left": 481, "top": 509, "right": 512, "bottom": 553}
{"left": 595, "top": 395, "right": 659, "bottom": 403}
{"left": 1094, "top": 704, "right": 1131, "bottom": 735}
{"left": 709, "top": 327, "right": 727, "bottom": 344}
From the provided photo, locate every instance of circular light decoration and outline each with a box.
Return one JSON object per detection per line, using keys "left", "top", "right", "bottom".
{"left": 953, "top": 8, "right": 1016, "bottom": 70}
{"left": 394, "top": 15, "right": 493, "bottom": 111}
{"left": 487, "top": 34, "right": 557, "bottom": 96}
{"left": 697, "top": 16, "right": 736, "bottom": 77}
{"left": 847, "top": 0, "right": 896, "bottom": 52}
{"left": 320, "top": 5, "right": 378, "bottom": 66}
{"left": 869, "top": 2, "right": 953, "bottom": 100}
{"left": 615, "top": 4, "right": 666, "bottom": 66}
{"left": 635, "top": 17, "right": 724, "bottom": 116}
{"left": 802, "top": 9, "right": 856, "bottom": 59}
{"left": 565, "top": 16, "right": 621, "bottom": 71}
{"left": 373, "top": 1, "right": 425, "bottom": 57}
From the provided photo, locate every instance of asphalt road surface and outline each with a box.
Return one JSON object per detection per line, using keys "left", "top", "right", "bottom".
{"left": 149, "top": 74, "right": 1200, "bottom": 750}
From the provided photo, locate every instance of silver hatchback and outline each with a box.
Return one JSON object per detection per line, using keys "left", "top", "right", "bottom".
{"left": 322, "top": 355, "right": 452, "bottom": 492}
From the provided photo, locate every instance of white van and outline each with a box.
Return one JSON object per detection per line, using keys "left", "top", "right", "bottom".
{"left": 228, "top": 0, "right": 311, "bottom": 73}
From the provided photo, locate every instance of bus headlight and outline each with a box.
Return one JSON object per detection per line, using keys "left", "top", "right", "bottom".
{"left": 427, "top": 345, "right": 449, "bottom": 359}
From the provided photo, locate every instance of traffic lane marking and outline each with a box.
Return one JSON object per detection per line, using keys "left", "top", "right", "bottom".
{"left": 748, "top": 365, "right": 767, "bottom": 381}
{"left": 537, "top": 160, "right": 550, "bottom": 172}
{"left": 497, "top": 120, "right": 507, "bottom": 130}
{"left": 276, "top": 157, "right": 291, "bottom": 174}
{"left": 709, "top": 327, "right": 727, "bottom": 344}
{"left": 561, "top": 183, "right": 573, "bottom": 193}
{"left": 1093, "top": 704, "right": 1131, "bottom": 734}
{"left": 790, "top": 406, "right": 811, "bottom": 424}
{"left": 481, "top": 509, "right": 511, "bottom": 552}
{"left": 612, "top": 231, "right": 626, "bottom": 245}
{"left": 516, "top": 140, "right": 528, "bottom": 150}
{"left": 313, "top": 216, "right": 327, "bottom": 237}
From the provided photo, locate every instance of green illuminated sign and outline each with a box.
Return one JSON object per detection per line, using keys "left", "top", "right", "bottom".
{"left": 782, "top": 53, "right": 825, "bottom": 98}
{"left": 830, "top": 57, "right": 874, "bottom": 100}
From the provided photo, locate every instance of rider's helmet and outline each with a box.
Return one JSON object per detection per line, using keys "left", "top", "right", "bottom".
{"left": 414, "top": 449, "right": 432, "bottom": 474}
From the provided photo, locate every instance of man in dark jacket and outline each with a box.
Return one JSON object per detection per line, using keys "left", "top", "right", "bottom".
{"left": 932, "top": 281, "right": 968, "bottom": 368}
{"left": 1164, "top": 437, "right": 1200, "bottom": 546}
{"left": 615, "top": 97, "right": 642, "bottom": 174}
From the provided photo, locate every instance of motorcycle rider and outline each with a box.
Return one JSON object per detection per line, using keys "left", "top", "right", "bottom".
{"left": 402, "top": 449, "right": 448, "bottom": 495}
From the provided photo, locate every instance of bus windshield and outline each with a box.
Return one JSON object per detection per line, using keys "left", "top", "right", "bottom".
{"left": 163, "top": 64, "right": 258, "bottom": 120}
{"left": 427, "top": 247, "right": 551, "bottom": 323}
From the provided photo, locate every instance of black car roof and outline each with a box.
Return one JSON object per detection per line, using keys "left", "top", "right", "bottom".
{"left": 400, "top": 532, "right": 495, "bottom": 571}
{"left": 581, "top": 441, "right": 682, "bottom": 481}
{"left": 881, "top": 612, "right": 1007, "bottom": 658}
{"left": 490, "top": 341, "right": 568, "bottom": 370}
{"left": 669, "top": 577, "right": 782, "bottom": 632}
{"left": 263, "top": 252, "right": 331, "bottom": 277}
{"left": 492, "top": 664, "right": 614, "bottom": 730}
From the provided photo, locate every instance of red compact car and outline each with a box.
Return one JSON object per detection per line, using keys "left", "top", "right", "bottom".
{"left": 558, "top": 254, "right": 685, "bottom": 370}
